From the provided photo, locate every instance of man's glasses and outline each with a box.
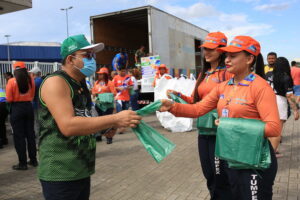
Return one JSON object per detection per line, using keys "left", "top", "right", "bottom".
{"left": 74, "top": 52, "right": 96, "bottom": 59}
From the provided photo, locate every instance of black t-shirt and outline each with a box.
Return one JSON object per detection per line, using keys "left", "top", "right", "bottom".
{"left": 265, "top": 70, "right": 273, "bottom": 86}
{"left": 267, "top": 72, "right": 293, "bottom": 97}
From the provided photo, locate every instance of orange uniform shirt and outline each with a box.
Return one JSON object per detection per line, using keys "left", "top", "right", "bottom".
{"left": 6, "top": 77, "right": 35, "bottom": 102}
{"left": 170, "top": 73, "right": 281, "bottom": 137}
{"left": 92, "top": 80, "right": 116, "bottom": 95}
{"left": 181, "top": 68, "right": 232, "bottom": 103}
{"left": 113, "top": 75, "right": 133, "bottom": 101}
{"left": 291, "top": 66, "right": 300, "bottom": 86}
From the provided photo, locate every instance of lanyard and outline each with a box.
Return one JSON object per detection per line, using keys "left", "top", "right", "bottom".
{"left": 224, "top": 85, "right": 238, "bottom": 107}
{"left": 205, "top": 70, "right": 217, "bottom": 83}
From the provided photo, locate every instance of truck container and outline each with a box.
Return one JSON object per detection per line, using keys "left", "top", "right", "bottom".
{"left": 90, "top": 5, "right": 208, "bottom": 104}
{"left": 90, "top": 5, "right": 208, "bottom": 75}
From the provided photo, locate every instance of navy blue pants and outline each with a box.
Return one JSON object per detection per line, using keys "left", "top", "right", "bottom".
{"left": 198, "top": 135, "right": 233, "bottom": 200}
{"left": 10, "top": 102, "right": 36, "bottom": 165}
{"left": 95, "top": 107, "right": 114, "bottom": 136}
{"left": 130, "top": 90, "right": 139, "bottom": 111}
{"left": 40, "top": 177, "right": 91, "bottom": 200}
{"left": 116, "top": 100, "right": 130, "bottom": 113}
{"left": 0, "top": 102, "right": 8, "bottom": 145}
{"left": 225, "top": 142, "right": 277, "bottom": 200}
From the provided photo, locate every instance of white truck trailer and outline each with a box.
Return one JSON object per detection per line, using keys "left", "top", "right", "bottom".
{"left": 90, "top": 5, "right": 208, "bottom": 102}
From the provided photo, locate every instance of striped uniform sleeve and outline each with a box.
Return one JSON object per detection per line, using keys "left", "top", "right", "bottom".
{"left": 170, "top": 84, "right": 220, "bottom": 118}
{"left": 254, "top": 83, "right": 282, "bottom": 137}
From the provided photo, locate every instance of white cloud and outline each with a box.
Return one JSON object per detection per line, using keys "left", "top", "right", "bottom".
{"left": 162, "top": 2, "right": 273, "bottom": 39}
{"left": 222, "top": 24, "right": 274, "bottom": 39}
{"left": 254, "top": 3, "right": 290, "bottom": 11}
{"left": 232, "top": 0, "right": 260, "bottom": 2}
{"left": 0, "top": 0, "right": 274, "bottom": 46}
{"left": 165, "top": 2, "right": 218, "bottom": 19}
{"left": 219, "top": 13, "right": 248, "bottom": 23}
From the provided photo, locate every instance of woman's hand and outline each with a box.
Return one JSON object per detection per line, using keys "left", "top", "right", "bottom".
{"left": 159, "top": 99, "right": 174, "bottom": 112}
{"left": 215, "top": 119, "right": 220, "bottom": 126}
{"left": 166, "top": 90, "right": 179, "bottom": 99}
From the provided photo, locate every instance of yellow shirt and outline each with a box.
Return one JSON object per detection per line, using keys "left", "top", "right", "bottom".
{"left": 264, "top": 65, "right": 273, "bottom": 74}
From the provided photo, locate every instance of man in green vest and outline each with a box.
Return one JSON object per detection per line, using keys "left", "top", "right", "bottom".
{"left": 38, "top": 34, "right": 141, "bottom": 200}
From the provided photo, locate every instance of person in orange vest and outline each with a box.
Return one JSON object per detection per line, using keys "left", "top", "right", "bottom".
{"left": 152, "top": 64, "right": 172, "bottom": 87}
{"left": 92, "top": 67, "right": 117, "bottom": 144}
{"left": 160, "top": 36, "right": 281, "bottom": 200}
{"left": 6, "top": 61, "right": 37, "bottom": 170}
{"left": 291, "top": 61, "right": 300, "bottom": 103}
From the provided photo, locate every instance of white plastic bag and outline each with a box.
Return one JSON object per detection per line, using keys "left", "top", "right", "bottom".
{"left": 154, "top": 74, "right": 196, "bottom": 132}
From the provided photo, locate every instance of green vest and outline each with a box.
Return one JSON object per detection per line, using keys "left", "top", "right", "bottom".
{"left": 37, "top": 70, "right": 96, "bottom": 181}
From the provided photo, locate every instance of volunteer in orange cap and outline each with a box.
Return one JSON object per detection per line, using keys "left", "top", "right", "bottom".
{"left": 6, "top": 61, "right": 37, "bottom": 170}
{"left": 92, "top": 67, "right": 117, "bottom": 144}
{"left": 152, "top": 64, "right": 172, "bottom": 87}
{"left": 167, "top": 31, "right": 233, "bottom": 199}
{"left": 113, "top": 64, "right": 134, "bottom": 135}
{"left": 160, "top": 36, "right": 281, "bottom": 199}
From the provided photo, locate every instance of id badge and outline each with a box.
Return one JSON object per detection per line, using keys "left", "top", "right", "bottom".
{"left": 221, "top": 108, "right": 229, "bottom": 117}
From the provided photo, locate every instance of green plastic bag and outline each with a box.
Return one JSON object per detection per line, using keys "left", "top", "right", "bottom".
{"left": 97, "top": 93, "right": 114, "bottom": 103}
{"left": 136, "top": 100, "right": 162, "bottom": 116}
{"left": 132, "top": 120, "right": 176, "bottom": 163}
{"left": 96, "top": 93, "right": 114, "bottom": 112}
{"left": 228, "top": 138, "right": 271, "bottom": 169}
{"left": 215, "top": 118, "right": 271, "bottom": 169}
{"left": 130, "top": 88, "right": 136, "bottom": 95}
{"left": 197, "top": 109, "right": 218, "bottom": 135}
{"left": 132, "top": 101, "right": 176, "bottom": 163}
{"left": 169, "top": 93, "right": 188, "bottom": 104}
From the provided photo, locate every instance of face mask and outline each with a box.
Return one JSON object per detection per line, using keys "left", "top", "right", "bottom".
{"left": 73, "top": 57, "right": 96, "bottom": 77}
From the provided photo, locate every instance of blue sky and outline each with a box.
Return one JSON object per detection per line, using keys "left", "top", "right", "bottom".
{"left": 0, "top": 0, "right": 299, "bottom": 62}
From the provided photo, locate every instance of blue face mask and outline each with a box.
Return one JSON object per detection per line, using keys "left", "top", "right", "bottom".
{"left": 74, "top": 57, "right": 96, "bottom": 77}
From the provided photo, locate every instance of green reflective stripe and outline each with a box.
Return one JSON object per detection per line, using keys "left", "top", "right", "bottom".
{"left": 39, "top": 74, "right": 74, "bottom": 107}
{"left": 0, "top": 92, "right": 6, "bottom": 98}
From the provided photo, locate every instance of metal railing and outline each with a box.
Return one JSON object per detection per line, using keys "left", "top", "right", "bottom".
{"left": 0, "top": 61, "right": 61, "bottom": 89}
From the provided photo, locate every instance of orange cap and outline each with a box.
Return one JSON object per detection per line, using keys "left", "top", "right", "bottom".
{"left": 158, "top": 64, "right": 167, "bottom": 68}
{"left": 218, "top": 36, "right": 261, "bottom": 56}
{"left": 200, "top": 32, "right": 227, "bottom": 49}
{"left": 96, "top": 67, "right": 109, "bottom": 74}
{"left": 13, "top": 61, "right": 27, "bottom": 70}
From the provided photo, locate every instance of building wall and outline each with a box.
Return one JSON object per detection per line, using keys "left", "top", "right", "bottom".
{"left": 0, "top": 0, "right": 32, "bottom": 15}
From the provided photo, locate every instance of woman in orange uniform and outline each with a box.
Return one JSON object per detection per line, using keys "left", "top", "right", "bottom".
{"left": 6, "top": 61, "right": 37, "bottom": 170}
{"left": 160, "top": 36, "right": 281, "bottom": 200}
{"left": 92, "top": 67, "right": 117, "bottom": 144}
{"left": 168, "top": 32, "right": 232, "bottom": 199}
{"left": 152, "top": 64, "right": 171, "bottom": 87}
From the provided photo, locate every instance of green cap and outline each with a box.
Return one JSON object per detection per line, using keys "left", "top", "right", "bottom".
{"left": 60, "top": 34, "right": 105, "bottom": 59}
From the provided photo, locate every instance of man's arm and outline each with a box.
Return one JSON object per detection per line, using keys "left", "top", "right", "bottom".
{"left": 41, "top": 76, "right": 141, "bottom": 137}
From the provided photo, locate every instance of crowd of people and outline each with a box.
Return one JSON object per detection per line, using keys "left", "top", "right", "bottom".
{"left": 0, "top": 31, "right": 299, "bottom": 200}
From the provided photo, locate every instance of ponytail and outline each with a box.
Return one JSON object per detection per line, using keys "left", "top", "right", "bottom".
{"left": 193, "top": 46, "right": 226, "bottom": 103}
{"left": 245, "top": 51, "right": 265, "bottom": 79}
{"left": 254, "top": 53, "right": 265, "bottom": 79}
{"left": 14, "top": 68, "right": 32, "bottom": 94}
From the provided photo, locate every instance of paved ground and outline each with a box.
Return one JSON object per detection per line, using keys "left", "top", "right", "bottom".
{"left": 0, "top": 114, "right": 299, "bottom": 200}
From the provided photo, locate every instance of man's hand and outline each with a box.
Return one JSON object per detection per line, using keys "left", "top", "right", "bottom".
{"left": 114, "top": 110, "right": 142, "bottom": 128}
{"left": 166, "top": 90, "right": 179, "bottom": 99}
{"left": 159, "top": 99, "right": 174, "bottom": 112}
{"left": 294, "top": 110, "right": 299, "bottom": 120}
